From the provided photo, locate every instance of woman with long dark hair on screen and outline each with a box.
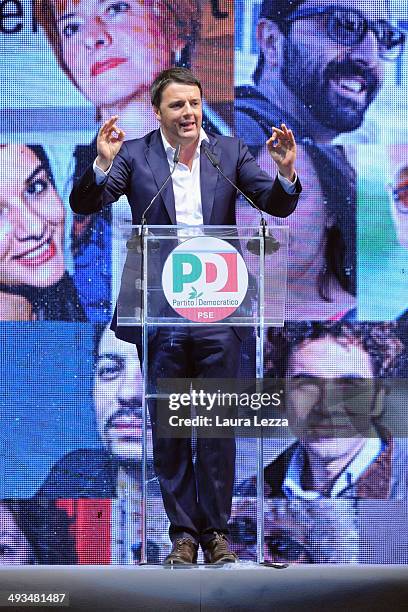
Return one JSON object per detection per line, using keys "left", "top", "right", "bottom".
{"left": 0, "top": 145, "right": 86, "bottom": 321}
{"left": 237, "top": 143, "right": 356, "bottom": 321}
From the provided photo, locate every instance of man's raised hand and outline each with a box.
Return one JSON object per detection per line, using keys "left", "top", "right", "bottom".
{"left": 96, "top": 116, "right": 126, "bottom": 171}
{"left": 266, "top": 124, "right": 296, "bottom": 182}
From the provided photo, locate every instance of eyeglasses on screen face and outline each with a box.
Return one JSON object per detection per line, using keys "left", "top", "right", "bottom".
{"left": 282, "top": 6, "right": 405, "bottom": 61}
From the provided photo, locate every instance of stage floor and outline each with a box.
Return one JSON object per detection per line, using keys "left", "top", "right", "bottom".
{"left": 1, "top": 564, "right": 408, "bottom": 612}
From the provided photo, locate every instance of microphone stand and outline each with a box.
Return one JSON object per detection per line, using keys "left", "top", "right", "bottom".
{"left": 135, "top": 142, "right": 180, "bottom": 564}
{"left": 203, "top": 143, "right": 284, "bottom": 566}
{"left": 135, "top": 142, "right": 181, "bottom": 318}
{"left": 126, "top": 144, "right": 181, "bottom": 252}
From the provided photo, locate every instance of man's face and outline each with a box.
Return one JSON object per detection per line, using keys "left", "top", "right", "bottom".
{"left": 280, "top": 0, "right": 387, "bottom": 133}
{"left": 94, "top": 327, "right": 144, "bottom": 462}
{"left": 153, "top": 82, "right": 202, "bottom": 148}
{"left": 286, "top": 335, "right": 379, "bottom": 460}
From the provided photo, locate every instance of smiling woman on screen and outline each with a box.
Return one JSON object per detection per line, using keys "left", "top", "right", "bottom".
{"left": 0, "top": 145, "right": 86, "bottom": 321}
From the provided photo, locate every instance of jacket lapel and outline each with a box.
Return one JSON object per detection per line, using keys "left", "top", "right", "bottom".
{"left": 144, "top": 130, "right": 176, "bottom": 224}
{"left": 200, "top": 134, "right": 220, "bottom": 225}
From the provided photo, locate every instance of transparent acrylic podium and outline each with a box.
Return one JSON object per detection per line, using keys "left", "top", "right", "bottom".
{"left": 116, "top": 224, "right": 288, "bottom": 564}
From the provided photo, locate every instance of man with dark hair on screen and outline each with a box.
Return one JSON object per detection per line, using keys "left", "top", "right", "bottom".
{"left": 238, "top": 322, "right": 408, "bottom": 500}
{"left": 37, "top": 325, "right": 154, "bottom": 499}
{"left": 36, "top": 325, "right": 161, "bottom": 563}
{"left": 236, "top": 0, "right": 405, "bottom": 148}
{"left": 69, "top": 67, "right": 301, "bottom": 564}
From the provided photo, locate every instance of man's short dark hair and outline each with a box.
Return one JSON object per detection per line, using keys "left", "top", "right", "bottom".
{"left": 253, "top": 0, "right": 305, "bottom": 84}
{"left": 266, "top": 322, "right": 404, "bottom": 380}
{"left": 259, "top": 0, "right": 305, "bottom": 27}
{"left": 150, "top": 68, "right": 203, "bottom": 108}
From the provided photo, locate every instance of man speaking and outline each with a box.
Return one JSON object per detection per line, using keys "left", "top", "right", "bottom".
{"left": 70, "top": 67, "right": 301, "bottom": 565}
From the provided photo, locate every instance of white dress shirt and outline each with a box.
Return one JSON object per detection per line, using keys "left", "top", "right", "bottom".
{"left": 160, "top": 128, "right": 207, "bottom": 228}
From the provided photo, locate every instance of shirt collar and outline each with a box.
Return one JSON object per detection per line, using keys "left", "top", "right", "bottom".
{"left": 160, "top": 127, "right": 209, "bottom": 163}
{"left": 283, "top": 445, "right": 319, "bottom": 501}
{"left": 282, "top": 437, "right": 383, "bottom": 500}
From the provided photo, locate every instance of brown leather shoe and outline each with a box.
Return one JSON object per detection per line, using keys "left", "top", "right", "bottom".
{"left": 163, "top": 538, "right": 198, "bottom": 565}
{"left": 203, "top": 533, "right": 239, "bottom": 564}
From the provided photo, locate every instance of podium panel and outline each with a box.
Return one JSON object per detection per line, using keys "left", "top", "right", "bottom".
{"left": 116, "top": 225, "right": 288, "bottom": 327}
{"left": 115, "top": 224, "right": 288, "bottom": 564}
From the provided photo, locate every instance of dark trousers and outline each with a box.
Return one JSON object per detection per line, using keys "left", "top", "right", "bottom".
{"left": 146, "top": 326, "right": 241, "bottom": 546}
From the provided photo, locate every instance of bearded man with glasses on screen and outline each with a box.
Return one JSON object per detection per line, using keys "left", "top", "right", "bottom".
{"left": 235, "top": 0, "right": 405, "bottom": 147}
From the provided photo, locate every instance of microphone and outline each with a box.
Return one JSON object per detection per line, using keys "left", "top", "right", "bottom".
{"left": 202, "top": 144, "right": 280, "bottom": 255}
{"left": 141, "top": 144, "right": 181, "bottom": 224}
{"left": 173, "top": 143, "right": 181, "bottom": 164}
{"left": 127, "top": 144, "right": 181, "bottom": 250}
{"left": 247, "top": 220, "right": 280, "bottom": 255}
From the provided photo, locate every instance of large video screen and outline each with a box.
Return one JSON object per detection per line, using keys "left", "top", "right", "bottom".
{"left": 1, "top": 0, "right": 408, "bottom": 565}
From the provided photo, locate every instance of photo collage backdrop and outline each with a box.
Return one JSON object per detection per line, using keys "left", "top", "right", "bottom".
{"left": 1, "top": 0, "right": 408, "bottom": 564}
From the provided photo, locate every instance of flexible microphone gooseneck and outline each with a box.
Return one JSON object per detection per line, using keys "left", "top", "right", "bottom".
{"left": 126, "top": 144, "right": 181, "bottom": 251}
{"left": 202, "top": 144, "right": 279, "bottom": 255}
{"left": 141, "top": 143, "right": 181, "bottom": 225}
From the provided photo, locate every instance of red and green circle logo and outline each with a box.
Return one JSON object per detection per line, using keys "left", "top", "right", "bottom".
{"left": 162, "top": 237, "right": 248, "bottom": 322}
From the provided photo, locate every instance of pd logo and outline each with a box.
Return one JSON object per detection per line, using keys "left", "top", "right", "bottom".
{"left": 162, "top": 237, "right": 248, "bottom": 322}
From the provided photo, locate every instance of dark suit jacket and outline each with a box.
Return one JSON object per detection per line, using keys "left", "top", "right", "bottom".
{"left": 70, "top": 129, "right": 301, "bottom": 343}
